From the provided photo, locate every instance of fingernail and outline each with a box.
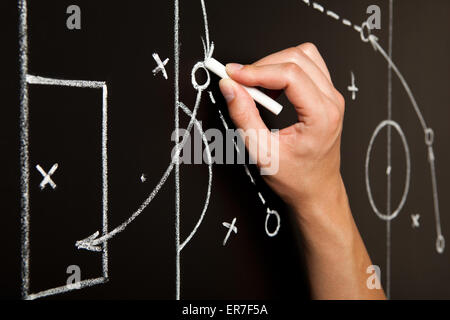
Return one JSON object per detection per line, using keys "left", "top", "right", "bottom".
{"left": 219, "top": 79, "right": 235, "bottom": 103}
{"left": 226, "top": 63, "right": 243, "bottom": 74}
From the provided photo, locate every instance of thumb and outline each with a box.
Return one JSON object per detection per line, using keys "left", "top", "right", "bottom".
{"left": 219, "top": 78, "right": 268, "bottom": 133}
{"left": 219, "top": 79, "right": 274, "bottom": 168}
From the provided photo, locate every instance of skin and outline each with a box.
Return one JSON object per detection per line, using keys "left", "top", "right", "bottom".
{"left": 218, "top": 43, "right": 386, "bottom": 300}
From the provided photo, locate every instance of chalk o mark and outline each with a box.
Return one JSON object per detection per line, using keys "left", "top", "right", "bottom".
{"left": 365, "top": 120, "right": 411, "bottom": 221}
{"left": 425, "top": 128, "right": 434, "bottom": 146}
{"left": 436, "top": 234, "right": 445, "bottom": 254}
{"left": 191, "top": 62, "right": 210, "bottom": 91}
{"left": 360, "top": 21, "right": 372, "bottom": 43}
{"left": 265, "top": 208, "right": 280, "bottom": 237}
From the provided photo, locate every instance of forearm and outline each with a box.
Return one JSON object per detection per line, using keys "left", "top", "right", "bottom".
{"left": 292, "top": 176, "right": 386, "bottom": 300}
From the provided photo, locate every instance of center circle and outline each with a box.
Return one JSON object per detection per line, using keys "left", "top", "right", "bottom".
{"left": 365, "top": 120, "right": 411, "bottom": 221}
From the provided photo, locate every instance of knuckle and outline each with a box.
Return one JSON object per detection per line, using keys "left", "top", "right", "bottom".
{"left": 334, "top": 89, "right": 346, "bottom": 111}
{"left": 244, "top": 65, "right": 261, "bottom": 86}
{"left": 283, "top": 62, "right": 302, "bottom": 80}
{"left": 327, "top": 105, "right": 342, "bottom": 128}
{"left": 286, "top": 47, "right": 304, "bottom": 63}
{"left": 298, "top": 42, "right": 319, "bottom": 56}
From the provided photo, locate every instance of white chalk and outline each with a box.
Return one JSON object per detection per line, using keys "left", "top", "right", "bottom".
{"left": 204, "top": 58, "right": 283, "bottom": 115}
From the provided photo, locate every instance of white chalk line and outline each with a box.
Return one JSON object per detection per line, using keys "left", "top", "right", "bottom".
{"left": 368, "top": 38, "right": 428, "bottom": 132}
{"left": 428, "top": 146, "right": 445, "bottom": 253}
{"left": 216, "top": 109, "right": 258, "bottom": 187}
{"left": 200, "top": 0, "right": 211, "bottom": 55}
{"left": 326, "top": 10, "right": 339, "bottom": 20}
{"left": 102, "top": 84, "right": 109, "bottom": 278}
{"left": 342, "top": 19, "right": 352, "bottom": 27}
{"left": 258, "top": 192, "right": 266, "bottom": 205}
{"left": 19, "top": 0, "right": 30, "bottom": 300}
{"left": 26, "top": 74, "right": 105, "bottom": 88}
{"left": 174, "top": 0, "right": 181, "bottom": 300}
{"left": 386, "top": 0, "right": 394, "bottom": 299}
{"left": 208, "top": 91, "right": 216, "bottom": 104}
{"left": 25, "top": 277, "right": 107, "bottom": 300}
{"left": 222, "top": 217, "right": 237, "bottom": 246}
{"left": 177, "top": 101, "right": 213, "bottom": 252}
{"left": 302, "top": 1, "right": 356, "bottom": 31}
{"left": 312, "top": 2, "right": 324, "bottom": 13}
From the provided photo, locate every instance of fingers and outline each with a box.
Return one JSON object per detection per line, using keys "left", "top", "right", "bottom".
{"left": 252, "top": 44, "right": 334, "bottom": 97}
{"left": 225, "top": 62, "right": 324, "bottom": 121}
{"left": 297, "top": 43, "right": 332, "bottom": 83}
{"left": 219, "top": 78, "right": 269, "bottom": 133}
{"left": 219, "top": 79, "right": 272, "bottom": 166}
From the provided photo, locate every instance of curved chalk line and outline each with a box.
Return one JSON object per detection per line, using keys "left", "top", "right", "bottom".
{"left": 76, "top": 89, "right": 205, "bottom": 251}
{"left": 365, "top": 120, "right": 410, "bottom": 221}
{"left": 178, "top": 101, "right": 213, "bottom": 252}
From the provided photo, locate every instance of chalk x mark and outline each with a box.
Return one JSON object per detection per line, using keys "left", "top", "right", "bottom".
{"left": 411, "top": 214, "right": 420, "bottom": 228}
{"left": 152, "top": 53, "right": 169, "bottom": 80}
{"left": 222, "top": 217, "right": 237, "bottom": 246}
{"left": 36, "top": 163, "right": 58, "bottom": 190}
{"left": 347, "top": 71, "right": 359, "bottom": 101}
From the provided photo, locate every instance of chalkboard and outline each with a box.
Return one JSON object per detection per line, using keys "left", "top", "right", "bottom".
{"left": 2, "top": 0, "right": 450, "bottom": 300}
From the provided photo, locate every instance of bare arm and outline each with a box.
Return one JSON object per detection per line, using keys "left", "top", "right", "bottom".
{"left": 218, "top": 43, "right": 385, "bottom": 300}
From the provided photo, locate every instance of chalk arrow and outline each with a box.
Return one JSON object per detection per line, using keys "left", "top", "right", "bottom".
{"left": 75, "top": 231, "right": 102, "bottom": 252}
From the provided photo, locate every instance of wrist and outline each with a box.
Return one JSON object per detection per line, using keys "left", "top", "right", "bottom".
{"left": 290, "top": 175, "right": 356, "bottom": 250}
{"left": 291, "top": 174, "right": 348, "bottom": 220}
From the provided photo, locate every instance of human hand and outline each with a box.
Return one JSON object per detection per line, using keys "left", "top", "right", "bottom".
{"left": 219, "top": 43, "right": 346, "bottom": 217}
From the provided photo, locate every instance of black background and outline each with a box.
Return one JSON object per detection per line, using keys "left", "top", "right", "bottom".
{"left": 1, "top": 0, "right": 450, "bottom": 300}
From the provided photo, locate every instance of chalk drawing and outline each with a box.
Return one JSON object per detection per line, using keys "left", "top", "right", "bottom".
{"left": 36, "top": 163, "right": 58, "bottom": 190}
{"left": 222, "top": 218, "right": 238, "bottom": 246}
{"left": 152, "top": 53, "right": 169, "bottom": 79}
{"left": 347, "top": 71, "right": 358, "bottom": 101}
{"left": 265, "top": 208, "right": 281, "bottom": 237}
{"left": 301, "top": 0, "right": 446, "bottom": 299}
{"left": 19, "top": 12, "right": 110, "bottom": 299}
{"left": 411, "top": 214, "right": 420, "bottom": 228}
{"left": 19, "top": 0, "right": 444, "bottom": 301}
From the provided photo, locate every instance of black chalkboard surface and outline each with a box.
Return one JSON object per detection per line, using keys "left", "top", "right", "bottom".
{"left": 2, "top": 0, "right": 450, "bottom": 300}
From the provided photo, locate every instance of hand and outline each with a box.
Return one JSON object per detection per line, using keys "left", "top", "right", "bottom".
{"left": 219, "top": 44, "right": 386, "bottom": 299}
{"left": 219, "top": 43, "right": 346, "bottom": 218}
